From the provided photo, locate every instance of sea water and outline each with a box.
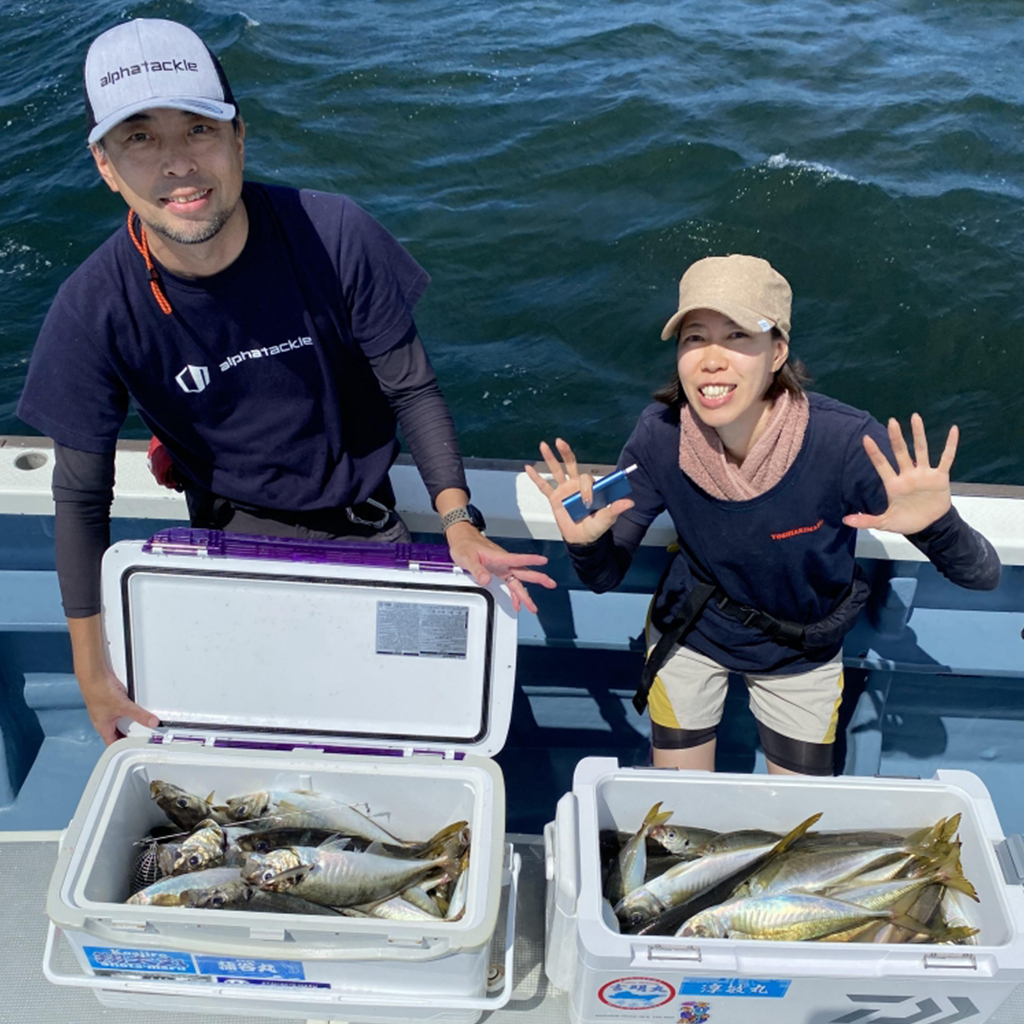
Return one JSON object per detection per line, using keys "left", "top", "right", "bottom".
{"left": 1, "top": 0, "right": 1021, "bottom": 481}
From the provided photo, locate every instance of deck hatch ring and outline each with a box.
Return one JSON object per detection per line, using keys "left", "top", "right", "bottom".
{"left": 14, "top": 451, "right": 47, "bottom": 470}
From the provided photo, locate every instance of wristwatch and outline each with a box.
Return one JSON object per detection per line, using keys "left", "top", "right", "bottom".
{"left": 440, "top": 503, "right": 486, "bottom": 533}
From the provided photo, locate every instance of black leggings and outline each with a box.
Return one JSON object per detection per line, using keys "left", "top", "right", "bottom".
{"left": 652, "top": 720, "right": 834, "bottom": 776}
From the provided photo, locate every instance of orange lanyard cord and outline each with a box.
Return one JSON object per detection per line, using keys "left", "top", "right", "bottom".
{"left": 126, "top": 210, "right": 173, "bottom": 316}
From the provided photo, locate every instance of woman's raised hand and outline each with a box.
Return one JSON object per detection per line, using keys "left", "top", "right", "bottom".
{"left": 842, "top": 413, "right": 957, "bottom": 536}
{"left": 524, "top": 438, "right": 634, "bottom": 545}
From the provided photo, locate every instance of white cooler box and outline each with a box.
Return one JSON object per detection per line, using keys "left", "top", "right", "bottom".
{"left": 545, "top": 756, "right": 1024, "bottom": 1024}
{"left": 44, "top": 529, "right": 522, "bottom": 1023}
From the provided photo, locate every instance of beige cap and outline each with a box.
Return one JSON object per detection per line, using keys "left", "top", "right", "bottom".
{"left": 661, "top": 254, "right": 792, "bottom": 342}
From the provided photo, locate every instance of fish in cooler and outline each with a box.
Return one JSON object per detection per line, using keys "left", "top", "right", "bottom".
{"left": 602, "top": 806, "right": 980, "bottom": 944}
{"left": 123, "top": 778, "right": 473, "bottom": 921}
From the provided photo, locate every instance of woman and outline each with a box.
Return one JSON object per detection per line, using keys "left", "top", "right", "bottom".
{"left": 527, "top": 255, "right": 999, "bottom": 776}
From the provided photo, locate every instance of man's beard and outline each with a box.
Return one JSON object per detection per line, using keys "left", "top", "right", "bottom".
{"left": 143, "top": 200, "right": 237, "bottom": 245}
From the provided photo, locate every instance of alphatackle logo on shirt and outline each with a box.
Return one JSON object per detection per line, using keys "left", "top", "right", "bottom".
{"left": 175, "top": 364, "right": 210, "bottom": 393}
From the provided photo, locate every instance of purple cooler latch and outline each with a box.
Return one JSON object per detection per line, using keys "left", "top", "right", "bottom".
{"left": 147, "top": 733, "right": 466, "bottom": 759}
{"left": 143, "top": 527, "right": 457, "bottom": 573}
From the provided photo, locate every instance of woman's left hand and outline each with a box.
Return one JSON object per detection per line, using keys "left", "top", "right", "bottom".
{"left": 842, "top": 413, "right": 957, "bottom": 535}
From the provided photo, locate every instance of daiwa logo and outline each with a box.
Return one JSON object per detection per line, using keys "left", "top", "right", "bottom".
{"left": 831, "top": 994, "right": 979, "bottom": 1024}
{"left": 175, "top": 364, "right": 210, "bottom": 393}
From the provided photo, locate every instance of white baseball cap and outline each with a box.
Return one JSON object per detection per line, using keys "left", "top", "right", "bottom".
{"left": 84, "top": 19, "right": 237, "bottom": 146}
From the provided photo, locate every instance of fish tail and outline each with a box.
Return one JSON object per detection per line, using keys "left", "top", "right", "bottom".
{"left": 906, "top": 820, "right": 940, "bottom": 847}
{"left": 911, "top": 814, "right": 962, "bottom": 850}
{"left": 931, "top": 849, "right": 979, "bottom": 902}
{"left": 414, "top": 820, "right": 470, "bottom": 859}
{"left": 771, "top": 812, "right": 824, "bottom": 859}
{"left": 920, "top": 922, "right": 980, "bottom": 944}
{"left": 939, "top": 813, "right": 962, "bottom": 844}
{"left": 640, "top": 801, "right": 674, "bottom": 834}
{"left": 889, "top": 911, "right": 955, "bottom": 940}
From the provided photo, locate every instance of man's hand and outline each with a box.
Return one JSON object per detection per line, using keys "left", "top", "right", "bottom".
{"left": 444, "top": 522, "right": 554, "bottom": 614}
{"left": 68, "top": 615, "right": 160, "bottom": 745}
{"left": 524, "top": 438, "right": 634, "bottom": 546}
{"left": 147, "top": 436, "right": 181, "bottom": 490}
{"left": 842, "top": 413, "right": 957, "bottom": 535}
{"left": 80, "top": 667, "right": 161, "bottom": 745}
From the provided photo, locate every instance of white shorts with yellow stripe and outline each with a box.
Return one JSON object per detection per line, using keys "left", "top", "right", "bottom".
{"left": 646, "top": 624, "right": 844, "bottom": 775}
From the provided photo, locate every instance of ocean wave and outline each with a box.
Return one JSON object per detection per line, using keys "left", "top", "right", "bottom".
{"left": 764, "top": 154, "right": 856, "bottom": 184}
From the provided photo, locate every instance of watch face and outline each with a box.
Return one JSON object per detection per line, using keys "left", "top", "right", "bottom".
{"left": 466, "top": 504, "right": 486, "bottom": 531}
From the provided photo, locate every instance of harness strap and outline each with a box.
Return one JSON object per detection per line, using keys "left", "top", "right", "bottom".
{"left": 633, "top": 581, "right": 717, "bottom": 714}
{"left": 714, "top": 594, "right": 806, "bottom": 646}
{"left": 633, "top": 574, "right": 867, "bottom": 716}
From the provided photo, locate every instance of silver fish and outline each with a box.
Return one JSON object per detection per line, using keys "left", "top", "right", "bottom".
{"left": 941, "top": 887, "right": 980, "bottom": 945}
{"left": 616, "top": 842, "right": 787, "bottom": 926}
{"left": 617, "top": 813, "right": 823, "bottom": 933}
{"left": 150, "top": 781, "right": 230, "bottom": 831}
{"left": 612, "top": 802, "right": 673, "bottom": 904}
{"left": 679, "top": 893, "right": 937, "bottom": 942}
{"left": 741, "top": 838, "right": 948, "bottom": 898}
{"left": 647, "top": 823, "right": 719, "bottom": 857}
{"left": 357, "top": 894, "right": 442, "bottom": 921}
{"left": 225, "top": 789, "right": 418, "bottom": 848}
{"left": 691, "top": 829, "right": 783, "bottom": 857}
{"left": 182, "top": 879, "right": 343, "bottom": 915}
{"left": 244, "top": 842, "right": 451, "bottom": 907}
{"left": 127, "top": 867, "right": 243, "bottom": 906}
{"left": 402, "top": 875, "right": 448, "bottom": 918}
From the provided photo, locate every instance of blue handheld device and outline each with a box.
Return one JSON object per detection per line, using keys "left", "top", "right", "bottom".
{"left": 562, "top": 464, "right": 637, "bottom": 522}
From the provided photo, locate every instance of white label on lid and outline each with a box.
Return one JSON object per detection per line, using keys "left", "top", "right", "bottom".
{"left": 376, "top": 601, "right": 469, "bottom": 659}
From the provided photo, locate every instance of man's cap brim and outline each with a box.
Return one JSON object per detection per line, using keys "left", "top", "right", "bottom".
{"left": 87, "top": 97, "right": 236, "bottom": 145}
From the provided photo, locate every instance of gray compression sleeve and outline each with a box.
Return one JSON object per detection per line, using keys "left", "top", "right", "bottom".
{"left": 907, "top": 505, "right": 1002, "bottom": 590}
{"left": 52, "top": 443, "right": 114, "bottom": 618}
{"left": 566, "top": 516, "right": 648, "bottom": 593}
{"left": 369, "top": 330, "right": 469, "bottom": 504}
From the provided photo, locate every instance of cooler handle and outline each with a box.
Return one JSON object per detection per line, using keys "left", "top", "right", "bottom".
{"left": 545, "top": 792, "right": 580, "bottom": 914}
{"left": 43, "top": 849, "right": 520, "bottom": 1012}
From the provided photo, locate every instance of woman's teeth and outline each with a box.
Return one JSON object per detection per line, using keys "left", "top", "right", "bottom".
{"left": 700, "top": 385, "right": 734, "bottom": 398}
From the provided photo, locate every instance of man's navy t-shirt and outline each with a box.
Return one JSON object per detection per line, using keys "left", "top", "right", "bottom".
{"left": 18, "top": 182, "right": 429, "bottom": 511}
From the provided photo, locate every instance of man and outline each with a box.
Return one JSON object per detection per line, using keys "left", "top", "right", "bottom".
{"left": 17, "top": 18, "right": 553, "bottom": 744}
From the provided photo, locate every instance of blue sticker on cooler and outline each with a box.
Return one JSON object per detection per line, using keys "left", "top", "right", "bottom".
{"left": 195, "top": 955, "right": 305, "bottom": 980}
{"left": 85, "top": 946, "right": 196, "bottom": 974}
{"left": 680, "top": 978, "right": 790, "bottom": 998}
{"left": 215, "top": 977, "right": 329, "bottom": 989}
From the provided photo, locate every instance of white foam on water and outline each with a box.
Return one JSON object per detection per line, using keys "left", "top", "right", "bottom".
{"left": 765, "top": 152, "right": 856, "bottom": 183}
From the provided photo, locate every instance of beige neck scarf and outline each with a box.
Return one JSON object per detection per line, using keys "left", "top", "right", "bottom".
{"left": 678, "top": 390, "right": 810, "bottom": 501}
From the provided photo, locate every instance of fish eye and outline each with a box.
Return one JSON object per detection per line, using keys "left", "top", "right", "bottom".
{"left": 188, "top": 855, "right": 201, "bottom": 866}
{"left": 211, "top": 895, "right": 225, "bottom": 906}
{"left": 176, "top": 797, "right": 189, "bottom": 808}
{"left": 261, "top": 870, "right": 275, "bottom": 884}
{"left": 255, "top": 840, "right": 269, "bottom": 853}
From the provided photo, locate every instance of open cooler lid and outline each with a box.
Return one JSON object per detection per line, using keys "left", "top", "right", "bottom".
{"left": 100, "top": 529, "right": 518, "bottom": 758}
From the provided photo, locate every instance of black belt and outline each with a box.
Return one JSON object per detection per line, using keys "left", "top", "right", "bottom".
{"left": 632, "top": 574, "right": 869, "bottom": 714}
